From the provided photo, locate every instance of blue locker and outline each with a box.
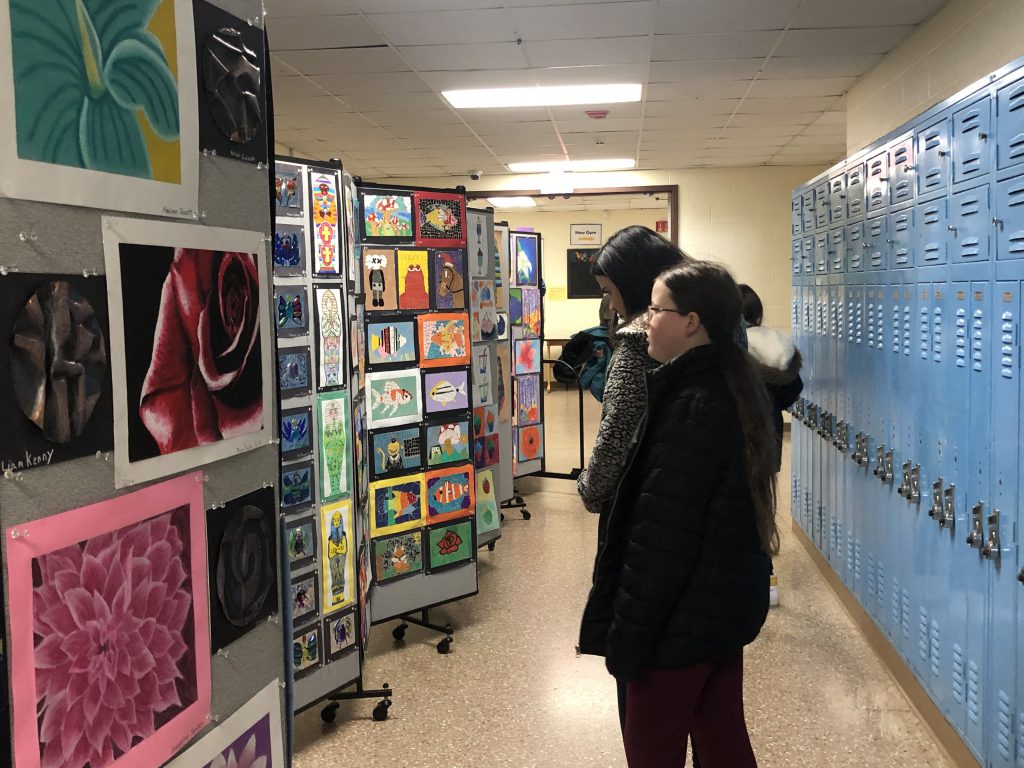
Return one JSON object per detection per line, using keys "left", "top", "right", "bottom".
{"left": 792, "top": 238, "right": 803, "bottom": 278}
{"left": 950, "top": 184, "right": 992, "bottom": 265}
{"left": 803, "top": 235, "right": 815, "bottom": 275}
{"left": 995, "top": 73, "right": 1024, "bottom": 178}
{"left": 815, "top": 281, "right": 829, "bottom": 551}
{"left": 829, "top": 226, "right": 846, "bottom": 273}
{"left": 916, "top": 115, "right": 952, "bottom": 197}
{"left": 801, "top": 187, "right": 816, "bottom": 234}
{"left": 792, "top": 193, "right": 803, "bottom": 238}
{"left": 847, "top": 161, "right": 866, "bottom": 221}
{"left": 865, "top": 149, "right": 889, "bottom": 215}
{"left": 952, "top": 95, "right": 993, "bottom": 187}
{"left": 866, "top": 215, "right": 889, "bottom": 271}
{"left": 994, "top": 174, "right": 1024, "bottom": 264}
{"left": 830, "top": 172, "right": 847, "bottom": 226}
{"left": 917, "top": 196, "right": 949, "bottom": 266}
{"left": 890, "top": 135, "right": 917, "bottom": 208}
{"left": 815, "top": 231, "right": 830, "bottom": 275}
{"left": 814, "top": 180, "right": 831, "bottom": 231}
{"left": 890, "top": 207, "right": 916, "bottom": 269}
{"left": 846, "top": 220, "right": 865, "bottom": 271}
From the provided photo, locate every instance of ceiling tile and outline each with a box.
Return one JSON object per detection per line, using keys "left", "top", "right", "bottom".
{"left": 549, "top": 103, "right": 643, "bottom": 119}
{"left": 470, "top": 120, "right": 558, "bottom": 136}
{"left": 727, "top": 112, "right": 818, "bottom": 127}
{"left": 309, "top": 72, "right": 430, "bottom": 95}
{"left": 811, "top": 110, "right": 848, "bottom": 126}
{"left": 510, "top": 2, "right": 654, "bottom": 41}
{"left": 365, "top": 9, "right": 512, "bottom": 46}
{"left": 272, "top": 95, "right": 354, "bottom": 115}
{"left": 524, "top": 37, "right": 650, "bottom": 67}
{"left": 355, "top": 0, "right": 497, "bottom": 11}
{"left": 736, "top": 97, "right": 842, "bottom": 114}
{"left": 719, "top": 124, "right": 802, "bottom": 138}
{"left": 654, "top": 0, "right": 801, "bottom": 33}
{"left": 789, "top": 0, "right": 946, "bottom": 28}
{"left": 747, "top": 77, "right": 856, "bottom": 99}
{"left": 401, "top": 42, "right": 530, "bottom": 71}
{"left": 706, "top": 135, "right": 789, "bottom": 148}
{"left": 265, "top": 0, "right": 361, "bottom": 16}
{"left": 640, "top": 117, "right": 724, "bottom": 132}
{"left": 761, "top": 54, "right": 884, "bottom": 79}
{"left": 361, "top": 109, "right": 465, "bottom": 126}
{"left": 776, "top": 27, "right": 915, "bottom": 58}
{"left": 273, "top": 47, "right": 410, "bottom": 75}
{"left": 554, "top": 117, "right": 643, "bottom": 132}
{"left": 388, "top": 124, "right": 477, "bottom": 140}
{"left": 645, "top": 100, "right": 741, "bottom": 117}
{"left": 342, "top": 92, "right": 449, "bottom": 111}
{"left": 799, "top": 123, "right": 847, "bottom": 136}
{"left": 272, "top": 76, "right": 329, "bottom": 98}
{"left": 647, "top": 82, "right": 752, "bottom": 100}
{"left": 652, "top": 31, "right": 779, "bottom": 61}
{"left": 650, "top": 59, "right": 763, "bottom": 82}
{"left": 266, "top": 15, "right": 382, "bottom": 50}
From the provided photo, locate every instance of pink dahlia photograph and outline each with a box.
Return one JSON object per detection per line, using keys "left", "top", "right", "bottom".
{"left": 32, "top": 509, "right": 197, "bottom": 768}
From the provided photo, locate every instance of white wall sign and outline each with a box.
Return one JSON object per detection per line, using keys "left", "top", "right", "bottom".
{"left": 569, "top": 224, "right": 602, "bottom": 246}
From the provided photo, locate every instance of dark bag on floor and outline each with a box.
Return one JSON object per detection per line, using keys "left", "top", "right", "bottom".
{"left": 555, "top": 326, "right": 612, "bottom": 401}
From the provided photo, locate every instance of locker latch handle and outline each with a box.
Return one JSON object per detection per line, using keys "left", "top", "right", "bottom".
{"left": 939, "top": 484, "right": 956, "bottom": 529}
{"left": 928, "top": 479, "right": 943, "bottom": 519}
{"left": 981, "top": 511, "right": 1000, "bottom": 561}
{"left": 873, "top": 445, "right": 886, "bottom": 478}
{"left": 883, "top": 450, "right": 895, "bottom": 485}
{"left": 909, "top": 465, "right": 921, "bottom": 503}
{"left": 897, "top": 461, "right": 912, "bottom": 498}
{"left": 966, "top": 501, "right": 983, "bottom": 545}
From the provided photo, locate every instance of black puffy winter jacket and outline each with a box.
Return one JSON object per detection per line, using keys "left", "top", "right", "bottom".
{"left": 577, "top": 343, "right": 771, "bottom": 681}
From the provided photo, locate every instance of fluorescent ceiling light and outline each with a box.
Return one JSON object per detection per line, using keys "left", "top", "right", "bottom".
{"left": 442, "top": 83, "right": 641, "bottom": 109}
{"left": 507, "top": 158, "right": 637, "bottom": 174}
{"left": 487, "top": 197, "right": 537, "bottom": 208}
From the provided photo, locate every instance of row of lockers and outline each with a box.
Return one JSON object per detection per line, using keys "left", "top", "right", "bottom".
{"left": 792, "top": 69, "right": 1024, "bottom": 237}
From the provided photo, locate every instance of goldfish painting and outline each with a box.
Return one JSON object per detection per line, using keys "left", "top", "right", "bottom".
{"left": 425, "top": 204, "right": 457, "bottom": 231}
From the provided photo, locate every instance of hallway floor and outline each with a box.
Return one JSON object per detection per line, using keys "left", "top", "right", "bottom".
{"left": 292, "top": 389, "right": 955, "bottom": 768}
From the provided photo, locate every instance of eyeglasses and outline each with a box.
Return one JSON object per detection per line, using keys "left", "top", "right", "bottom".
{"left": 646, "top": 305, "right": 686, "bottom": 318}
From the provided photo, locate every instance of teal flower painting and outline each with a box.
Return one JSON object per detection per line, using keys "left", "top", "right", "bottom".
{"left": 9, "top": 0, "right": 181, "bottom": 179}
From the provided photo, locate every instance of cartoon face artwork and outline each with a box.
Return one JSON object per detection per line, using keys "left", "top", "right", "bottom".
{"left": 363, "top": 248, "right": 397, "bottom": 311}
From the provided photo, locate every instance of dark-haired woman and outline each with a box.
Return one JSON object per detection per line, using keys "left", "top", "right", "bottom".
{"left": 579, "top": 261, "right": 778, "bottom": 767}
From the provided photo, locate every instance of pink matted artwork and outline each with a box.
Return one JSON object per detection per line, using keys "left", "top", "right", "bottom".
{"left": 4, "top": 472, "right": 211, "bottom": 768}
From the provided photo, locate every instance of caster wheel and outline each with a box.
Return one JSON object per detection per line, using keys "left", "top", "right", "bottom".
{"left": 436, "top": 638, "right": 451, "bottom": 654}
{"left": 487, "top": 541, "right": 496, "bottom": 551}
{"left": 392, "top": 624, "right": 408, "bottom": 641}
{"left": 320, "top": 705, "right": 337, "bottom": 723}
{"left": 500, "top": 512, "right": 505, "bottom": 522}
{"left": 372, "top": 701, "right": 390, "bottom": 721}
{"left": 522, "top": 509, "right": 531, "bottom": 520}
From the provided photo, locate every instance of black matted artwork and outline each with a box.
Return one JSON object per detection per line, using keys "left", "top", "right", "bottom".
{"left": 194, "top": 0, "right": 268, "bottom": 165}
{"left": 566, "top": 248, "right": 603, "bottom": 299}
{"left": 206, "top": 486, "right": 278, "bottom": 652}
{"left": 0, "top": 274, "right": 112, "bottom": 473}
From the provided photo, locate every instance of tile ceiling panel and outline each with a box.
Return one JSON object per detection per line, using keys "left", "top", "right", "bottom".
{"left": 650, "top": 59, "right": 764, "bottom": 82}
{"left": 273, "top": 47, "right": 410, "bottom": 75}
{"left": 652, "top": 32, "right": 780, "bottom": 62}
{"left": 265, "top": 0, "right": 361, "bottom": 16}
{"left": 364, "top": 9, "right": 512, "bottom": 46}
{"left": 361, "top": 110, "right": 464, "bottom": 127}
{"left": 647, "top": 81, "right": 754, "bottom": 100}
{"left": 271, "top": 76, "right": 330, "bottom": 98}
{"left": 747, "top": 77, "right": 857, "bottom": 98}
{"left": 309, "top": 72, "right": 431, "bottom": 95}
{"left": 789, "top": 0, "right": 946, "bottom": 28}
{"left": 554, "top": 117, "right": 644, "bottom": 132}
{"left": 760, "top": 54, "right": 884, "bottom": 79}
{"left": 548, "top": 103, "right": 644, "bottom": 119}
{"left": 354, "top": 0, "right": 502, "bottom": 10}
{"left": 266, "top": 15, "right": 382, "bottom": 50}
{"left": 727, "top": 112, "right": 820, "bottom": 127}
{"left": 272, "top": 95, "right": 355, "bottom": 116}
{"left": 400, "top": 42, "right": 530, "bottom": 71}
{"left": 340, "top": 92, "right": 449, "bottom": 111}
{"left": 775, "top": 27, "right": 916, "bottom": 58}
{"left": 736, "top": 97, "right": 842, "bottom": 114}
{"left": 510, "top": 2, "right": 655, "bottom": 41}
{"left": 387, "top": 123, "right": 477, "bottom": 139}
{"left": 469, "top": 121, "right": 560, "bottom": 136}
{"left": 645, "top": 100, "right": 742, "bottom": 117}
{"left": 654, "top": 0, "right": 801, "bottom": 34}
{"left": 524, "top": 37, "right": 651, "bottom": 68}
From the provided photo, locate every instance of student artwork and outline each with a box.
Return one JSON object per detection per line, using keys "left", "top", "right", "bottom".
{"left": 320, "top": 500, "right": 356, "bottom": 614}
{"left": 367, "top": 318, "right": 417, "bottom": 367}
{"left": 0, "top": 274, "right": 113, "bottom": 474}
{"left": 371, "top": 426, "right": 422, "bottom": 478}
{"left": 414, "top": 191, "right": 467, "bottom": 247}
{"left": 357, "top": 546, "right": 371, "bottom": 645}
{"left": 418, "top": 312, "right": 470, "bottom": 367}
{"left": 161, "top": 680, "right": 285, "bottom": 768}
{"left": 354, "top": 398, "right": 369, "bottom": 505}
{"left": 280, "top": 406, "right": 312, "bottom": 459}
{"left": 360, "top": 189, "right": 414, "bottom": 243}
{"left": 496, "top": 344, "right": 512, "bottom": 424}
{"left": 432, "top": 249, "right": 467, "bottom": 310}
{"left": 312, "top": 172, "right": 342, "bottom": 276}
{"left": 518, "top": 424, "right": 544, "bottom": 462}
{"left": 426, "top": 518, "right": 475, "bottom": 573}
{"left": 515, "top": 374, "right": 541, "bottom": 426}
{"left": 275, "top": 165, "right": 304, "bottom": 216}
{"left": 495, "top": 313, "right": 509, "bottom": 340}
{"left": 292, "top": 625, "right": 321, "bottom": 679}
{"left": 195, "top": 0, "right": 268, "bottom": 165}
{"left": 350, "top": 317, "right": 362, "bottom": 374}
{"left": 272, "top": 224, "right": 305, "bottom": 277}
{"left": 280, "top": 460, "right": 315, "bottom": 511}
{"left": 514, "top": 338, "right": 542, "bottom": 375}
{"left": 317, "top": 390, "right": 351, "bottom": 502}
{"left": 362, "top": 248, "right": 398, "bottom": 311}
{"left": 466, "top": 209, "right": 492, "bottom": 279}
{"left": 325, "top": 611, "right": 357, "bottom": 660}
{"left": 521, "top": 287, "right": 542, "bottom": 338}
{"left": 470, "top": 278, "right": 498, "bottom": 342}
{"left": 396, "top": 249, "right": 431, "bottom": 310}
{"left": 278, "top": 347, "right": 312, "bottom": 398}
{"left": 365, "top": 368, "right": 422, "bottom": 429}
{"left": 286, "top": 515, "right": 317, "bottom": 569}
{"left": 476, "top": 468, "right": 500, "bottom": 536}
{"left": 206, "top": 487, "right": 278, "bottom": 653}
{"left": 424, "top": 418, "right": 471, "bottom": 467}
{"left": 473, "top": 434, "right": 500, "bottom": 469}
{"left": 342, "top": 175, "right": 359, "bottom": 287}
{"left": 473, "top": 404, "right": 498, "bottom": 439}
{"left": 290, "top": 571, "right": 319, "bottom": 625}
{"left": 372, "top": 530, "right": 424, "bottom": 584}
{"left": 473, "top": 344, "right": 495, "bottom": 407}
{"left": 0, "top": 0, "right": 200, "bottom": 217}
{"left": 4, "top": 473, "right": 210, "bottom": 768}
{"left": 369, "top": 474, "right": 425, "bottom": 535}
{"left": 513, "top": 232, "right": 539, "bottom": 287}
{"left": 566, "top": 248, "right": 603, "bottom": 299}
{"left": 103, "top": 219, "right": 273, "bottom": 488}
{"left": 313, "top": 285, "right": 345, "bottom": 388}
{"left": 275, "top": 286, "right": 308, "bottom": 337}
{"left": 493, "top": 223, "right": 510, "bottom": 311}
{"left": 509, "top": 287, "right": 523, "bottom": 326}
{"left": 425, "top": 464, "right": 475, "bottom": 524}
{"left": 423, "top": 368, "right": 470, "bottom": 415}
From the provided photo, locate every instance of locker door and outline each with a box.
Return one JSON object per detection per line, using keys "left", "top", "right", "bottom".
{"left": 988, "top": 282, "right": 1019, "bottom": 768}
{"left": 890, "top": 207, "right": 916, "bottom": 269}
{"left": 866, "top": 215, "right": 889, "bottom": 271}
{"left": 994, "top": 175, "right": 1024, "bottom": 262}
{"left": 834, "top": 281, "right": 849, "bottom": 583}
{"left": 890, "top": 136, "right": 917, "bottom": 207}
{"left": 847, "top": 161, "right": 866, "bottom": 220}
{"left": 803, "top": 235, "right": 815, "bottom": 275}
{"left": 950, "top": 185, "right": 992, "bottom": 265}
{"left": 830, "top": 172, "right": 847, "bottom": 226}
{"left": 792, "top": 193, "right": 803, "bottom": 238}
{"left": 918, "top": 197, "right": 949, "bottom": 266}
{"left": 814, "top": 180, "right": 831, "bottom": 231}
{"left": 953, "top": 95, "right": 993, "bottom": 186}
{"left": 827, "top": 281, "right": 841, "bottom": 565}
{"left": 803, "top": 282, "right": 816, "bottom": 534}
{"left": 829, "top": 226, "right": 846, "bottom": 273}
{"left": 841, "top": 283, "right": 861, "bottom": 589}
{"left": 814, "top": 231, "right": 829, "bottom": 275}
{"left": 802, "top": 188, "right": 816, "bottom": 233}
{"left": 916, "top": 116, "right": 952, "bottom": 197}
{"left": 995, "top": 74, "right": 1024, "bottom": 176}
{"left": 815, "top": 283, "right": 829, "bottom": 551}
{"left": 792, "top": 238, "right": 803, "bottom": 278}
{"left": 846, "top": 220, "right": 865, "bottom": 272}
{"left": 865, "top": 149, "right": 890, "bottom": 215}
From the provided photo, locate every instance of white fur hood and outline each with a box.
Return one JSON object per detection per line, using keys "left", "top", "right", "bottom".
{"left": 746, "top": 326, "right": 796, "bottom": 371}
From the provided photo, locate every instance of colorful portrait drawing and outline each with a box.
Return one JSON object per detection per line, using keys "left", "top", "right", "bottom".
{"left": 470, "top": 279, "right": 497, "bottom": 342}
{"left": 513, "top": 232, "right": 539, "bottom": 286}
{"left": 369, "top": 475, "right": 425, "bottom": 536}
{"left": 325, "top": 612, "right": 357, "bottom": 659}
{"left": 515, "top": 374, "right": 541, "bottom": 426}
{"left": 521, "top": 287, "right": 542, "bottom": 338}
{"left": 272, "top": 224, "right": 305, "bottom": 277}
{"left": 292, "top": 625, "right": 321, "bottom": 679}
{"left": 514, "top": 338, "right": 542, "bottom": 375}
{"left": 396, "top": 249, "right": 430, "bottom": 310}
{"left": 361, "top": 191, "right": 413, "bottom": 242}
{"left": 286, "top": 515, "right": 317, "bottom": 569}
{"left": 362, "top": 248, "right": 398, "bottom": 311}
{"left": 4, "top": 473, "right": 210, "bottom": 768}
{"left": 275, "top": 166, "right": 303, "bottom": 216}
{"left": 365, "top": 369, "right": 422, "bottom": 429}
{"left": 103, "top": 219, "right": 273, "bottom": 489}
{"left": 311, "top": 172, "right": 341, "bottom": 275}
{"left": 371, "top": 427, "right": 421, "bottom": 478}
{"left": 426, "top": 518, "right": 475, "bottom": 573}
{"left": 320, "top": 500, "right": 356, "bottom": 614}
{"left": 280, "top": 460, "right": 315, "bottom": 510}
{"left": 425, "top": 465, "right": 475, "bottom": 524}
{"left": 424, "top": 369, "right": 470, "bottom": 415}
{"left": 518, "top": 423, "right": 544, "bottom": 462}
{"left": 476, "top": 468, "right": 500, "bottom": 535}
{"left": 432, "top": 250, "right": 466, "bottom": 310}
{"left": 317, "top": 391, "right": 350, "bottom": 502}
{"left": 418, "top": 313, "right": 470, "bottom": 367}
{"left": 278, "top": 347, "right": 311, "bottom": 398}
{"left": 425, "top": 419, "right": 471, "bottom": 467}
{"left": 373, "top": 530, "right": 423, "bottom": 584}
{"left": 275, "top": 287, "right": 308, "bottom": 338}
{"left": 367, "top": 318, "right": 417, "bottom": 367}
{"left": 314, "top": 286, "right": 344, "bottom": 389}
{"left": 0, "top": 0, "right": 200, "bottom": 217}
{"left": 414, "top": 191, "right": 467, "bottom": 247}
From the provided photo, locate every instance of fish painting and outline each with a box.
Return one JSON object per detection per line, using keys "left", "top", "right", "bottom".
{"left": 371, "top": 326, "right": 408, "bottom": 359}
{"left": 429, "top": 379, "right": 466, "bottom": 405}
{"left": 425, "top": 204, "right": 457, "bottom": 232}
{"left": 375, "top": 381, "right": 413, "bottom": 416}
{"left": 432, "top": 479, "right": 469, "bottom": 506}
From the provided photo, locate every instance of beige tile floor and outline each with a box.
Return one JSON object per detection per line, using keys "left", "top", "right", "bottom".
{"left": 293, "top": 388, "right": 955, "bottom": 768}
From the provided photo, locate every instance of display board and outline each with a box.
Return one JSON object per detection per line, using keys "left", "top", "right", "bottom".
{"left": 509, "top": 231, "right": 546, "bottom": 477}
{"left": 0, "top": 3, "right": 286, "bottom": 766}
{"left": 273, "top": 158, "right": 364, "bottom": 714}
{"left": 490, "top": 221, "right": 515, "bottom": 508}
{"left": 355, "top": 182, "right": 478, "bottom": 622}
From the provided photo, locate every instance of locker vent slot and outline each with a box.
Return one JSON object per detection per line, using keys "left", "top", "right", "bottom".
{"left": 917, "top": 607, "right": 929, "bottom": 663}
{"left": 903, "top": 306, "right": 912, "bottom": 356}
{"left": 960, "top": 156, "right": 980, "bottom": 176}
{"left": 929, "top": 620, "right": 940, "bottom": 677}
{"left": 1016, "top": 710, "right": 1024, "bottom": 767}
{"left": 854, "top": 539, "right": 861, "bottom": 582}
{"left": 920, "top": 306, "right": 929, "bottom": 359}
{"left": 998, "top": 690, "right": 1013, "bottom": 760}
{"left": 901, "top": 589, "right": 911, "bottom": 640}
{"left": 924, "top": 131, "right": 942, "bottom": 150}
{"left": 959, "top": 237, "right": 980, "bottom": 259}
{"left": 1008, "top": 234, "right": 1024, "bottom": 256}
{"left": 894, "top": 180, "right": 911, "bottom": 199}
{"left": 952, "top": 643, "right": 965, "bottom": 704}
{"left": 967, "top": 660, "right": 981, "bottom": 724}
{"left": 1001, "top": 313, "right": 1015, "bottom": 378}
{"left": 924, "top": 168, "right": 942, "bottom": 187}
{"left": 972, "top": 309, "right": 984, "bottom": 372}
{"left": 876, "top": 561, "right": 886, "bottom": 614}
{"left": 1009, "top": 134, "right": 1024, "bottom": 161}
{"left": 956, "top": 308, "right": 967, "bottom": 367}
{"left": 933, "top": 307, "right": 943, "bottom": 362}
{"left": 892, "top": 305, "right": 901, "bottom": 353}
{"left": 891, "top": 579, "right": 901, "bottom": 633}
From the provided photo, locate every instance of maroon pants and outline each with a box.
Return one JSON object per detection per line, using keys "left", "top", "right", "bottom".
{"left": 622, "top": 652, "right": 757, "bottom": 768}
